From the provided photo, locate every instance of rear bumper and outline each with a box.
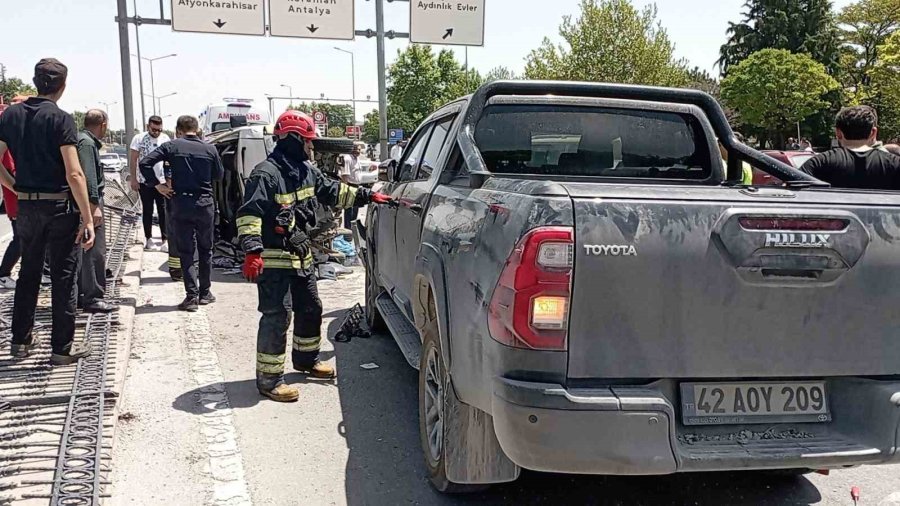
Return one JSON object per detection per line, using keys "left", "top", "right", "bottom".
{"left": 491, "top": 377, "right": 900, "bottom": 475}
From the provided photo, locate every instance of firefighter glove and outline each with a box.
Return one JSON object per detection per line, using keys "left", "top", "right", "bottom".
{"left": 287, "top": 229, "right": 311, "bottom": 260}
{"left": 243, "top": 253, "right": 264, "bottom": 282}
{"left": 371, "top": 192, "right": 397, "bottom": 207}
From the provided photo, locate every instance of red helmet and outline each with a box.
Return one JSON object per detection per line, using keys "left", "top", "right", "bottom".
{"left": 274, "top": 110, "right": 318, "bottom": 140}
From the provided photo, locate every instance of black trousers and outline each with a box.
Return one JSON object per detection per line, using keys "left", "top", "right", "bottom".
{"left": 343, "top": 206, "right": 359, "bottom": 230}
{"left": 255, "top": 269, "right": 323, "bottom": 390}
{"left": 165, "top": 197, "right": 181, "bottom": 276}
{"left": 139, "top": 183, "right": 167, "bottom": 240}
{"left": 78, "top": 204, "right": 106, "bottom": 305}
{"left": 0, "top": 218, "right": 20, "bottom": 278}
{"left": 172, "top": 195, "right": 214, "bottom": 299}
{"left": 12, "top": 200, "right": 80, "bottom": 354}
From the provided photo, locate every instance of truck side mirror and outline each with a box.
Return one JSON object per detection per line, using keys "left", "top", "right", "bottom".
{"left": 378, "top": 159, "right": 396, "bottom": 182}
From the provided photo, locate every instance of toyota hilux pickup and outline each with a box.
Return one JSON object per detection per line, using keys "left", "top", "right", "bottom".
{"left": 357, "top": 80, "right": 900, "bottom": 493}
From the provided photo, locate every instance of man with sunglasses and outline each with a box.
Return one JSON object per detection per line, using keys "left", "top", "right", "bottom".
{"left": 237, "top": 110, "right": 395, "bottom": 402}
{"left": 130, "top": 116, "right": 181, "bottom": 278}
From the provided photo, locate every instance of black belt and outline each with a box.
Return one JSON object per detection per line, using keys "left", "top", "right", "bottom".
{"left": 176, "top": 192, "right": 212, "bottom": 198}
{"left": 17, "top": 191, "right": 69, "bottom": 201}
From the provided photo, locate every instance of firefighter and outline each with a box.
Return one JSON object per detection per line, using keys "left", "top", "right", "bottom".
{"left": 238, "top": 111, "right": 394, "bottom": 402}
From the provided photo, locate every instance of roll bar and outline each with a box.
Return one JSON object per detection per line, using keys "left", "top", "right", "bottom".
{"left": 457, "top": 80, "right": 828, "bottom": 188}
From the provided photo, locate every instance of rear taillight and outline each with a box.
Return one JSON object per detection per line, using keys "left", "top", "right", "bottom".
{"left": 739, "top": 217, "right": 849, "bottom": 231}
{"left": 488, "top": 227, "right": 573, "bottom": 351}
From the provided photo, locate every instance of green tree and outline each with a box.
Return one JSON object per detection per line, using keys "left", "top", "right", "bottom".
{"left": 867, "top": 31, "right": 900, "bottom": 139}
{"left": 718, "top": 0, "right": 841, "bottom": 74}
{"left": 721, "top": 49, "right": 839, "bottom": 147}
{"left": 362, "top": 104, "right": 418, "bottom": 145}
{"left": 71, "top": 110, "right": 85, "bottom": 131}
{"left": 838, "top": 0, "right": 900, "bottom": 90}
{"left": 327, "top": 126, "right": 345, "bottom": 138}
{"left": 0, "top": 76, "right": 36, "bottom": 104}
{"left": 524, "top": 0, "right": 689, "bottom": 86}
{"left": 288, "top": 102, "right": 354, "bottom": 130}
{"left": 484, "top": 66, "right": 519, "bottom": 83}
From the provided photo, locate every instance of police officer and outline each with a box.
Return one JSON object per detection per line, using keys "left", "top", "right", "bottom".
{"left": 139, "top": 115, "right": 224, "bottom": 312}
{"left": 238, "top": 111, "right": 394, "bottom": 402}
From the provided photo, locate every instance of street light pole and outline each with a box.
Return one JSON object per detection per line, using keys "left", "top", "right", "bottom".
{"left": 133, "top": 53, "right": 177, "bottom": 116}
{"left": 334, "top": 47, "right": 357, "bottom": 122}
{"left": 280, "top": 84, "right": 293, "bottom": 107}
{"left": 157, "top": 92, "right": 177, "bottom": 117}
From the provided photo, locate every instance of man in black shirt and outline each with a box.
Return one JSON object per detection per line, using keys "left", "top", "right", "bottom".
{"left": 139, "top": 115, "right": 224, "bottom": 311}
{"left": 0, "top": 58, "right": 96, "bottom": 364}
{"left": 802, "top": 105, "right": 900, "bottom": 189}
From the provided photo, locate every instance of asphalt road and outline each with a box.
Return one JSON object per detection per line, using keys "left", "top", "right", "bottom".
{"left": 111, "top": 244, "right": 900, "bottom": 506}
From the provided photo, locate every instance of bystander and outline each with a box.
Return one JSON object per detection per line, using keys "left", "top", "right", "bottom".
{"left": 0, "top": 58, "right": 96, "bottom": 364}
{"left": 802, "top": 106, "right": 900, "bottom": 189}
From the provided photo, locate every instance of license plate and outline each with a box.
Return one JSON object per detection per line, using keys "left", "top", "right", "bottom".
{"left": 680, "top": 381, "right": 830, "bottom": 426}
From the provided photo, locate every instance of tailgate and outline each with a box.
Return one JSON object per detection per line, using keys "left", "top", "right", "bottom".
{"left": 567, "top": 197, "right": 900, "bottom": 379}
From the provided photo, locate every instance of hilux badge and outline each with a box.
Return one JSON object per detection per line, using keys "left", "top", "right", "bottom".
{"left": 764, "top": 233, "right": 831, "bottom": 248}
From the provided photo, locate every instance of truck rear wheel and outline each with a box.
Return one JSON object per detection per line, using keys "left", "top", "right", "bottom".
{"left": 418, "top": 305, "right": 489, "bottom": 494}
{"left": 365, "top": 269, "right": 386, "bottom": 332}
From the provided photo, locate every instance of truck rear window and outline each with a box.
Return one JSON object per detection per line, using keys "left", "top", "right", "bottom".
{"left": 474, "top": 105, "right": 712, "bottom": 179}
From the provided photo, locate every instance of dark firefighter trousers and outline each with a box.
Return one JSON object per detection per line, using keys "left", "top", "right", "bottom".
{"left": 172, "top": 194, "right": 214, "bottom": 299}
{"left": 255, "top": 268, "right": 323, "bottom": 390}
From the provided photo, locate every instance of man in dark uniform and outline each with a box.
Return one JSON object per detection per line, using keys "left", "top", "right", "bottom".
{"left": 238, "top": 110, "right": 394, "bottom": 402}
{"left": 0, "top": 58, "right": 96, "bottom": 364}
{"left": 139, "top": 115, "right": 223, "bottom": 312}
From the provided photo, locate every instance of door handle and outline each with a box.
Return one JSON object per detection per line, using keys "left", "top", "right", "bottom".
{"left": 408, "top": 203, "right": 424, "bottom": 214}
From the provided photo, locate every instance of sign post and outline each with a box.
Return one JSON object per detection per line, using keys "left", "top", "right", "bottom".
{"left": 269, "top": 0, "right": 355, "bottom": 40}
{"left": 410, "top": 0, "right": 486, "bottom": 46}
{"left": 170, "top": 0, "right": 266, "bottom": 36}
{"left": 313, "top": 111, "right": 328, "bottom": 137}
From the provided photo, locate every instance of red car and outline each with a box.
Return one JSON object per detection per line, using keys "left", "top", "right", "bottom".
{"left": 755, "top": 150, "right": 817, "bottom": 185}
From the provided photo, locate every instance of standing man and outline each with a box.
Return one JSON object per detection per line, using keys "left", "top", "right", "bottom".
{"left": 339, "top": 144, "right": 365, "bottom": 230}
{"left": 0, "top": 95, "right": 29, "bottom": 290}
{"left": 129, "top": 117, "right": 176, "bottom": 258}
{"left": 803, "top": 106, "right": 900, "bottom": 189}
{"left": 238, "top": 111, "right": 395, "bottom": 402}
{"left": 0, "top": 58, "right": 96, "bottom": 364}
{"left": 139, "top": 115, "right": 223, "bottom": 312}
{"left": 76, "top": 109, "right": 116, "bottom": 313}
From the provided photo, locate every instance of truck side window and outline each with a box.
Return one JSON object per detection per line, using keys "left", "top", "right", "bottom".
{"left": 398, "top": 125, "right": 433, "bottom": 182}
{"left": 417, "top": 115, "right": 456, "bottom": 180}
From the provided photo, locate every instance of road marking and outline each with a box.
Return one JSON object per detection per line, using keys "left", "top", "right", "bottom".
{"left": 184, "top": 310, "right": 253, "bottom": 506}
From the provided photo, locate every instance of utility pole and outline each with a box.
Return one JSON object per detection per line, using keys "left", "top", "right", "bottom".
{"left": 133, "top": 0, "right": 147, "bottom": 126}
{"left": 116, "top": 0, "right": 136, "bottom": 142}
{"left": 375, "top": 0, "right": 389, "bottom": 161}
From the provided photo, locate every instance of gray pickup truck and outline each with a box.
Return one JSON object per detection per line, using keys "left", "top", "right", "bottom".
{"left": 357, "top": 81, "right": 900, "bottom": 492}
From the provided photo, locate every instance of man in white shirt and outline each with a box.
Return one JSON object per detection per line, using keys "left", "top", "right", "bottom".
{"left": 129, "top": 116, "right": 171, "bottom": 251}
{"left": 339, "top": 144, "right": 365, "bottom": 229}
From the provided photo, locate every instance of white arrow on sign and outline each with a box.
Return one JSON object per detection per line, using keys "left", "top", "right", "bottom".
{"left": 170, "top": 0, "right": 265, "bottom": 36}
{"left": 269, "top": 0, "right": 355, "bottom": 40}
{"left": 410, "top": 0, "right": 485, "bottom": 46}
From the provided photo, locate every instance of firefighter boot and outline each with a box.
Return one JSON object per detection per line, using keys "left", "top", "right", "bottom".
{"left": 294, "top": 361, "right": 336, "bottom": 379}
{"left": 258, "top": 383, "right": 300, "bottom": 403}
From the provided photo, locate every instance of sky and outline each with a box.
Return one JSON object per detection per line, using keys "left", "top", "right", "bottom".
{"left": 0, "top": 0, "right": 854, "bottom": 131}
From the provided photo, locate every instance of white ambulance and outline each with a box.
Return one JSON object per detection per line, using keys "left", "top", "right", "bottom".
{"left": 198, "top": 98, "right": 271, "bottom": 136}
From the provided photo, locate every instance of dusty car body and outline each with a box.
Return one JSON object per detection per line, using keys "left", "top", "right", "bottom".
{"left": 359, "top": 80, "right": 900, "bottom": 492}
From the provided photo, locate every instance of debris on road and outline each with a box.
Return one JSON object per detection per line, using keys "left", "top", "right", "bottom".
{"left": 360, "top": 363, "right": 380, "bottom": 370}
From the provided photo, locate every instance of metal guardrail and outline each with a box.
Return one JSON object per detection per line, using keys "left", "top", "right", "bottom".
{"left": 0, "top": 180, "right": 140, "bottom": 505}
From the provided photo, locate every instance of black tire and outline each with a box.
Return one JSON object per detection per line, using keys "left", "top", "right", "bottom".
{"left": 418, "top": 299, "right": 489, "bottom": 494}
{"left": 365, "top": 268, "right": 387, "bottom": 332}
{"left": 313, "top": 137, "right": 355, "bottom": 154}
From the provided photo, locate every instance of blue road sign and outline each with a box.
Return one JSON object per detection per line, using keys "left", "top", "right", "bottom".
{"left": 388, "top": 128, "right": 404, "bottom": 145}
